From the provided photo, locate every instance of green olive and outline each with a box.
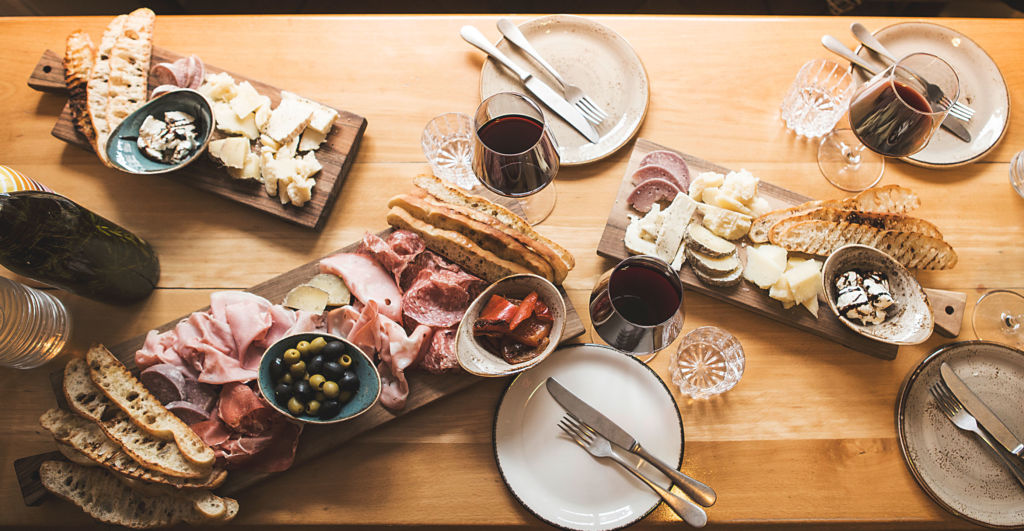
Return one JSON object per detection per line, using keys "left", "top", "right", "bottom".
{"left": 309, "top": 374, "right": 326, "bottom": 390}
{"left": 289, "top": 360, "right": 306, "bottom": 378}
{"left": 283, "top": 348, "right": 301, "bottom": 364}
{"left": 338, "top": 390, "right": 353, "bottom": 404}
{"left": 305, "top": 400, "right": 321, "bottom": 416}
{"left": 338, "top": 354, "right": 353, "bottom": 369}
{"left": 322, "top": 381, "right": 340, "bottom": 399}
{"left": 296, "top": 340, "right": 312, "bottom": 356}
{"left": 281, "top": 373, "right": 293, "bottom": 385}
{"left": 287, "top": 397, "right": 304, "bottom": 415}
{"left": 309, "top": 337, "right": 327, "bottom": 353}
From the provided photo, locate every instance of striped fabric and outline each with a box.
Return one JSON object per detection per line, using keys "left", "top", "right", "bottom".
{"left": 0, "top": 165, "right": 51, "bottom": 193}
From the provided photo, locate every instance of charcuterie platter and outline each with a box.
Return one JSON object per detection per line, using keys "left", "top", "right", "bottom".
{"left": 597, "top": 138, "right": 967, "bottom": 360}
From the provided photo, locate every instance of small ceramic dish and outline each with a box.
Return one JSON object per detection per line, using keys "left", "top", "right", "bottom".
{"left": 456, "top": 274, "right": 566, "bottom": 377}
{"left": 258, "top": 332, "right": 381, "bottom": 424}
{"left": 105, "top": 89, "right": 215, "bottom": 175}
{"left": 822, "top": 244, "right": 934, "bottom": 345}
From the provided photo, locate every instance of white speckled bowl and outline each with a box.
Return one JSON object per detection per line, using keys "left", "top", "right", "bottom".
{"left": 822, "top": 244, "right": 934, "bottom": 345}
{"left": 456, "top": 274, "right": 566, "bottom": 377}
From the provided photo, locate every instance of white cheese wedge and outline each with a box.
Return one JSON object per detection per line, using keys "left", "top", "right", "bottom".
{"left": 713, "top": 192, "right": 754, "bottom": 216}
{"left": 625, "top": 216, "right": 657, "bottom": 255}
{"left": 784, "top": 259, "right": 822, "bottom": 305}
{"left": 296, "top": 152, "right": 322, "bottom": 179}
{"left": 254, "top": 97, "right": 273, "bottom": 131}
{"left": 199, "top": 72, "right": 236, "bottom": 102}
{"left": 227, "top": 150, "right": 261, "bottom": 181}
{"left": 281, "top": 91, "right": 338, "bottom": 135}
{"left": 670, "top": 241, "right": 686, "bottom": 271}
{"left": 701, "top": 186, "right": 720, "bottom": 205}
{"left": 286, "top": 176, "right": 315, "bottom": 207}
{"left": 213, "top": 101, "right": 258, "bottom": 139}
{"left": 655, "top": 193, "right": 698, "bottom": 263}
{"left": 801, "top": 295, "right": 819, "bottom": 317}
{"left": 743, "top": 245, "right": 786, "bottom": 289}
{"left": 700, "top": 203, "right": 752, "bottom": 240}
{"left": 636, "top": 203, "right": 663, "bottom": 241}
{"left": 720, "top": 169, "right": 759, "bottom": 205}
{"left": 689, "top": 172, "right": 724, "bottom": 203}
{"left": 749, "top": 196, "right": 773, "bottom": 218}
{"left": 769, "top": 275, "right": 796, "bottom": 308}
{"left": 298, "top": 127, "right": 327, "bottom": 152}
{"left": 229, "top": 81, "right": 263, "bottom": 119}
{"left": 259, "top": 134, "right": 281, "bottom": 151}
{"left": 261, "top": 147, "right": 297, "bottom": 196}
{"left": 207, "top": 137, "right": 249, "bottom": 169}
{"left": 758, "top": 244, "right": 788, "bottom": 272}
{"left": 265, "top": 99, "right": 315, "bottom": 144}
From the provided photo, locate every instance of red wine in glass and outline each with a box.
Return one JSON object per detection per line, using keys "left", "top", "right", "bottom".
{"left": 610, "top": 262, "right": 683, "bottom": 326}
{"left": 849, "top": 80, "right": 934, "bottom": 158}
{"left": 473, "top": 113, "right": 558, "bottom": 198}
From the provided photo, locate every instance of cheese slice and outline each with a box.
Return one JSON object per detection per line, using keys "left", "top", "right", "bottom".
{"left": 298, "top": 127, "right": 327, "bottom": 152}
{"left": 670, "top": 241, "right": 686, "bottom": 271}
{"left": 286, "top": 177, "right": 315, "bottom": 207}
{"left": 254, "top": 97, "right": 273, "bottom": 131}
{"left": 625, "top": 216, "right": 657, "bottom": 255}
{"left": 227, "top": 149, "right": 261, "bottom": 180}
{"left": 700, "top": 203, "right": 752, "bottom": 240}
{"left": 713, "top": 191, "right": 754, "bottom": 216}
{"left": 689, "top": 172, "right": 724, "bottom": 203}
{"left": 229, "top": 81, "right": 263, "bottom": 119}
{"left": 743, "top": 245, "right": 786, "bottom": 289}
{"left": 259, "top": 134, "right": 281, "bottom": 151}
{"left": 281, "top": 90, "right": 338, "bottom": 135}
{"left": 296, "top": 152, "right": 322, "bottom": 179}
{"left": 207, "top": 137, "right": 249, "bottom": 169}
{"left": 769, "top": 275, "right": 796, "bottom": 308}
{"left": 213, "top": 101, "right": 258, "bottom": 139}
{"left": 720, "top": 169, "right": 759, "bottom": 205}
{"left": 265, "top": 99, "right": 314, "bottom": 144}
{"left": 783, "top": 259, "right": 822, "bottom": 304}
{"left": 801, "top": 294, "right": 820, "bottom": 317}
{"left": 199, "top": 72, "right": 236, "bottom": 102}
{"left": 654, "top": 193, "right": 698, "bottom": 262}
{"left": 701, "top": 186, "right": 720, "bottom": 205}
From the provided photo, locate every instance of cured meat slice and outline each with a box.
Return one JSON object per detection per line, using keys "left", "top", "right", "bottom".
{"left": 217, "top": 383, "right": 277, "bottom": 436}
{"left": 377, "top": 359, "right": 409, "bottom": 411}
{"left": 403, "top": 269, "right": 476, "bottom": 328}
{"left": 638, "top": 150, "right": 691, "bottom": 190}
{"left": 420, "top": 326, "right": 459, "bottom": 374}
{"left": 387, "top": 229, "right": 426, "bottom": 256}
{"left": 139, "top": 364, "right": 189, "bottom": 404}
{"left": 630, "top": 164, "right": 689, "bottom": 194}
{"left": 190, "top": 418, "right": 231, "bottom": 447}
{"left": 165, "top": 401, "right": 211, "bottom": 425}
{"left": 150, "top": 55, "right": 205, "bottom": 92}
{"left": 319, "top": 253, "right": 403, "bottom": 322}
{"left": 627, "top": 177, "right": 682, "bottom": 213}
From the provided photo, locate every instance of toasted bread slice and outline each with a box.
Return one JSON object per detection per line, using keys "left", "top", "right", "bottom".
{"left": 103, "top": 8, "right": 155, "bottom": 145}
{"left": 775, "top": 220, "right": 958, "bottom": 270}
{"left": 85, "top": 14, "right": 126, "bottom": 162}
{"left": 85, "top": 346, "right": 215, "bottom": 467}
{"left": 64, "top": 358, "right": 212, "bottom": 478}
{"left": 56, "top": 441, "right": 99, "bottom": 467}
{"left": 767, "top": 207, "right": 943, "bottom": 244}
{"left": 64, "top": 30, "right": 96, "bottom": 144}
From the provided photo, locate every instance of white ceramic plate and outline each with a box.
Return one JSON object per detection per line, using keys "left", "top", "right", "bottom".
{"left": 853, "top": 22, "right": 1010, "bottom": 168}
{"left": 493, "top": 344, "right": 683, "bottom": 530}
{"left": 480, "top": 15, "right": 649, "bottom": 166}
{"left": 896, "top": 341, "right": 1024, "bottom": 528}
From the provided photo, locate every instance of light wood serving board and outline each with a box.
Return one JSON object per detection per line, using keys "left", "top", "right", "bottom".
{"left": 13, "top": 229, "right": 585, "bottom": 505}
{"left": 597, "top": 139, "right": 966, "bottom": 360}
{"left": 27, "top": 48, "right": 367, "bottom": 231}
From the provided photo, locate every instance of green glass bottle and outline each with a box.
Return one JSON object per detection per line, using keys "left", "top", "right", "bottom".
{"left": 0, "top": 191, "right": 160, "bottom": 304}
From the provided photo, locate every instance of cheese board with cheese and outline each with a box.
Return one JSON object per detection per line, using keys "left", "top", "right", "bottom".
{"left": 597, "top": 139, "right": 966, "bottom": 360}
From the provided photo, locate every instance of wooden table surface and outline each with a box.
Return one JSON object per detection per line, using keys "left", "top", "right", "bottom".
{"left": 1, "top": 14, "right": 1021, "bottom": 530}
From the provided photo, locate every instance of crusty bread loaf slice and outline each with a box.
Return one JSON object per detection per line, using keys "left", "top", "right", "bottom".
{"left": 387, "top": 206, "right": 533, "bottom": 282}
{"left": 103, "top": 8, "right": 154, "bottom": 138}
{"left": 86, "top": 14, "right": 126, "bottom": 163}
{"left": 86, "top": 346, "right": 215, "bottom": 467}
{"left": 56, "top": 442, "right": 100, "bottom": 467}
{"left": 767, "top": 207, "right": 943, "bottom": 244}
{"left": 413, "top": 174, "right": 575, "bottom": 275}
{"left": 64, "top": 358, "right": 212, "bottom": 478}
{"left": 775, "top": 220, "right": 958, "bottom": 270}
{"left": 41, "top": 407, "right": 226, "bottom": 489}
{"left": 389, "top": 194, "right": 555, "bottom": 282}
{"left": 749, "top": 185, "right": 921, "bottom": 243}
{"left": 64, "top": 30, "right": 96, "bottom": 144}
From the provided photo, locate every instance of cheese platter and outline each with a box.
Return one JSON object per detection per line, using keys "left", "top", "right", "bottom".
{"left": 597, "top": 138, "right": 967, "bottom": 360}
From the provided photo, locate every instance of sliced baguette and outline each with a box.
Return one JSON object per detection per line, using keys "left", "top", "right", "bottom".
{"left": 64, "top": 30, "right": 96, "bottom": 144}
{"left": 56, "top": 442, "right": 99, "bottom": 467}
{"left": 86, "top": 345, "right": 215, "bottom": 467}
{"left": 387, "top": 206, "right": 532, "bottom": 282}
{"left": 85, "top": 14, "right": 127, "bottom": 162}
{"left": 767, "top": 207, "right": 943, "bottom": 244}
{"left": 103, "top": 8, "right": 155, "bottom": 142}
{"left": 775, "top": 220, "right": 958, "bottom": 270}
{"left": 64, "top": 358, "right": 211, "bottom": 479}
{"left": 389, "top": 194, "right": 555, "bottom": 282}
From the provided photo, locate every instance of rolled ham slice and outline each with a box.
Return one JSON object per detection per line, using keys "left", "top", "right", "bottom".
{"left": 627, "top": 177, "right": 682, "bottom": 213}
{"left": 319, "top": 253, "right": 403, "bottom": 322}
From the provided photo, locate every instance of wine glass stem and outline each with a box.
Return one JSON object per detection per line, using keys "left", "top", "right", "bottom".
{"left": 841, "top": 141, "right": 862, "bottom": 166}
{"left": 1002, "top": 312, "right": 1021, "bottom": 332}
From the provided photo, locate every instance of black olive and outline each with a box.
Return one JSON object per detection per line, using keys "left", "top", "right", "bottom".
{"left": 293, "top": 380, "right": 314, "bottom": 402}
{"left": 273, "top": 382, "right": 291, "bottom": 404}
{"left": 322, "top": 361, "right": 345, "bottom": 381}
{"left": 321, "top": 340, "right": 345, "bottom": 359}
{"left": 307, "top": 354, "right": 325, "bottom": 376}
{"left": 269, "top": 357, "right": 286, "bottom": 379}
{"left": 339, "top": 370, "right": 360, "bottom": 392}
{"left": 319, "top": 399, "right": 342, "bottom": 419}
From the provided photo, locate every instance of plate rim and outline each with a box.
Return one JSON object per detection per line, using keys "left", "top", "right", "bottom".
{"left": 852, "top": 20, "right": 1010, "bottom": 169}
{"left": 478, "top": 14, "right": 650, "bottom": 167}
{"left": 491, "top": 342, "right": 684, "bottom": 531}
{"left": 894, "top": 339, "right": 1024, "bottom": 529}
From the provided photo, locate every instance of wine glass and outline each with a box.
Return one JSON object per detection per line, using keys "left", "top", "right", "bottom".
{"left": 589, "top": 255, "right": 685, "bottom": 363}
{"left": 972, "top": 290, "right": 1024, "bottom": 349}
{"left": 818, "top": 52, "right": 959, "bottom": 192}
{"left": 472, "top": 92, "right": 559, "bottom": 225}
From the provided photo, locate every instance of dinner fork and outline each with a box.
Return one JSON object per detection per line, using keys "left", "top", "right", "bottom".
{"left": 850, "top": 23, "right": 974, "bottom": 122}
{"left": 496, "top": 18, "right": 608, "bottom": 126}
{"left": 557, "top": 416, "right": 708, "bottom": 527}
{"left": 929, "top": 382, "right": 1024, "bottom": 489}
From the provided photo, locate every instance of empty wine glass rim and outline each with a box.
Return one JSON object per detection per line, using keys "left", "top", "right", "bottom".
{"left": 474, "top": 91, "right": 550, "bottom": 155}
{"left": 888, "top": 52, "right": 960, "bottom": 116}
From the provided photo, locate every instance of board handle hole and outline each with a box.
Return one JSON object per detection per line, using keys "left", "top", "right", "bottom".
{"left": 42, "top": 65, "right": 51, "bottom": 73}
{"left": 945, "top": 305, "right": 955, "bottom": 315}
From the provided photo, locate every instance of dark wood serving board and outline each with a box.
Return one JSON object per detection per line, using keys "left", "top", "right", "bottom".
{"left": 597, "top": 138, "right": 966, "bottom": 360}
{"left": 14, "top": 229, "right": 586, "bottom": 505}
{"left": 27, "top": 48, "right": 367, "bottom": 231}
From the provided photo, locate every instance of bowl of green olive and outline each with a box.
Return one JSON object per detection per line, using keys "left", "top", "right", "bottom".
{"left": 258, "top": 333, "right": 381, "bottom": 424}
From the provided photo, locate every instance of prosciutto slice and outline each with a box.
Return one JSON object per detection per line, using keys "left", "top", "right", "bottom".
{"left": 319, "top": 253, "right": 403, "bottom": 322}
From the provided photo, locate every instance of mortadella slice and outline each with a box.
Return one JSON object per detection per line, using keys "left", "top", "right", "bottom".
{"left": 639, "top": 150, "right": 691, "bottom": 191}
{"left": 165, "top": 401, "right": 211, "bottom": 425}
{"left": 627, "top": 177, "right": 683, "bottom": 213}
{"left": 630, "top": 165, "right": 688, "bottom": 194}
{"left": 319, "top": 253, "right": 403, "bottom": 322}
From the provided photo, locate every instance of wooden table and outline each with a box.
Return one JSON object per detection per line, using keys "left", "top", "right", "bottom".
{"left": 1, "top": 14, "right": 1021, "bottom": 529}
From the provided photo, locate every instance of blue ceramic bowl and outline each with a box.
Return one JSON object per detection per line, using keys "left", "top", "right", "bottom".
{"left": 258, "top": 333, "right": 381, "bottom": 424}
{"left": 105, "top": 89, "right": 215, "bottom": 175}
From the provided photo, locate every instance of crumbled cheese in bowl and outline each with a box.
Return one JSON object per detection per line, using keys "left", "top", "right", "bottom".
{"left": 137, "top": 111, "right": 199, "bottom": 164}
{"left": 835, "top": 269, "right": 895, "bottom": 325}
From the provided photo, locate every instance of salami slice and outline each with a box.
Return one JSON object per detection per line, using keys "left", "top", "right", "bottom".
{"left": 402, "top": 270, "right": 475, "bottom": 328}
{"left": 419, "top": 326, "right": 459, "bottom": 374}
{"left": 627, "top": 177, "right": 682, "bottom": 213}
{"left": 630, "top": 164, "right": 689, "bottom": 194}
{"left": 639, "top": 150, "right": 691, "bottom": 190}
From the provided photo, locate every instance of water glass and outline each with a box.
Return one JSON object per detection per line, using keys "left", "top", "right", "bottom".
{"left": 0, "top": 277, "right": 71, "bottom": 369}
{"left": 780, "top": 59, "right": 854, "bottom": 139}
{"left": 670, "top": 326, "right": 744, "bottom": 399}
{"left": 421, "top": 112, "right": 478, "bottom": 190}
{"left": 1010, "top": 150, "right": 1024, "bottom": 199}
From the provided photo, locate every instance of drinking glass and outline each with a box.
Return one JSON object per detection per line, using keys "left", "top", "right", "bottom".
{"left": 972, "top": 289, "right": 1024, "bottom": 349}
{"left": 670, "top": 326, "right": 745, "bottom": 400}
{"left": 421, "top": 112, "right": 478, "bottom": 191}
{"left": 472, "top": 92, "right": 559, "bottom": 225}
{"left": 0, "top": 277, "right": 71, "bottom": 369}
{"left": 1010, "top": 149, "right": 1024, "bottom": 199}
{"left": 780, "top": 59, "right": 855, "bottom": 139}
{"left": 818, "top": 52, "right": 959, "bottom": 192}
{"left": 589, "top": 255, "right": 685, "bottom": 362}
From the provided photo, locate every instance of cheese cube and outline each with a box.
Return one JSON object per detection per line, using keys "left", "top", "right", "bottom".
{"left": 254, "top": 97, "right": 273, "bottom": 131}
{"left": 227, "top": 150, "right": 261, "bottom": 181}
{"left": 743, "top": 246, "right": 785, "bottom": 289}
{"left": 261, "top": 147, "right": 296, "bottom": 196}
{"left": 783, "top": 259, "right": 822, "bottom": 304}
{"left": 281, "top": 91, "right": 339, "bottom": 135}
{"left": 750, "top": 196, "right": 773, "bottom": 218}
{"left": 689, "top": 172, "right": 724, "bottom": 203}
{"left": 213, "top": 101, "right": 259, "bottom": 139}
{"left": 625, "top": 216, "right": 658, "bottom": 255}
{"left": 769, "top": 275, "right": 795, "bottom": 306}
{"left": 701, "top": 186, "right": 720, "bottom": 205}
{"left": 298, "top": 127, "right": 327, "bottom": 152}
{"left": 286, "top": 177, "right": 315, "bottom": 207}
{"left": 229, "top": 81, "right": 264, "bottom": 119}
{"left": 296, "top": 152, "right": 322, "bottom": 179}
{"left": 259, "top": 134, "right": 281, "bottom": 151}
{"left": 199, "top": 72, "right": 236, "bottom": 102}
{"left": 720, "top": 169, "right": 759, "bottom": 205}
{"left": 265, "top": 99, "right": 315, "bottom": 144}
{"left": 636, "top": 203, "right": 663, "bottom": 241}
{"left": 700, "top": 203, "right": 752, "bottom": 240}
{"left": 207, "top": 137, "right": 249, "bottom": 169}
{"left": 713, "top": 192, "right": 754, "bottom": 216}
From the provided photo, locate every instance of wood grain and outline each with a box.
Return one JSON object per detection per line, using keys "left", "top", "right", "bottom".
{"left": 28, "top": 48, "right": 367, "bottom": 231}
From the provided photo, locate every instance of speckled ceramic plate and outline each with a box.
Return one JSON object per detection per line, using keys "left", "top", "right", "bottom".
{"left": 853, "top": 22, "right": 1009, "bottom": 168}
{"left": 493, "top": 344, "right": 683, "bottom": 530}
{"left": 896, "top": 341, "right": 1024, "bottom": 528}
{"left": 480, "top": 15, "right": 649, "bottom": 166}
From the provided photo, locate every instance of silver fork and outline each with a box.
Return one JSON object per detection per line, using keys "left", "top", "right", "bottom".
{"left": 558, "top": 416, "right": 708, "bottom": 527}
{"left": 496, "top": 18, "right": 609, "bottom": 126}
{"left": 850, "top": 23, "right": 974, "bottom": 122}
{"left": 929, "top": 382, "right": 1024, "bottom": 489}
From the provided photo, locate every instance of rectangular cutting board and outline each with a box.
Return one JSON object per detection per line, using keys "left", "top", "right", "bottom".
{"left": 27, "top": 48, "right": 367, "bottom": 231}
{"left": 14, "top": 228, "right": 586, "bottom": 504}
{"left": 597, "top": 138, "right": 966, "bottom": 360}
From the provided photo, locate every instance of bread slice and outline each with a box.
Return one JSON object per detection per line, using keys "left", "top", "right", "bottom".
{"left": 767, "top": 207, "right": 943, "bottom": 244}
{"left": 413, "top": 174, "right": 574, "bottom": 278}
{"left": 103, "top": 8, "right": 155, "bottom": 143}
{"left": 41, "top": 407, "right": 226, "bottom": 489}
{"left": 389, "top": 194, "right": 555, "bottom": 282}
{"left": 64, "top": 358, "right": 212, "bottom": 479}
{"left": 749, "top": 185, "right": 921, "bottom": 243}
{"left": 64, "top": 30, "right": 96, "bottom": 144}
{"left": 387, "top": 206, "right": 533, "bottom": 282}
{"left": 775, "top": 220, "right": 958, "bottom": 270}
{"left": 85, "top": 14, "right": 126, "bottom": 162}
{"left": 86, "top": 346, "right": 215, "bottom": 467}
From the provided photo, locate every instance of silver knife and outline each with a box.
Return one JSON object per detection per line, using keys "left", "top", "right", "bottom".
{"left": 545, "top": 377, "right": 717, "bottom": 507}
{"left": 940, "top": 362, "right": 1024, "bottom": 456}
{"left": 460, "top": 26, "right": 600, "bottom": 144}
{"left": 820, "top": 35, "right": 972, "bottom": 143}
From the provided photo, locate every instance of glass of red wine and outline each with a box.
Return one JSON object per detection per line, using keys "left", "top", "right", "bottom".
{"left": 472, "top": 92, "right": 559, "bottom": 225}
{"left": 817, "top": 52, "right": 959, "bottom": 191}
{"left": 589, "top": 255, "right": 685, "bottom": 362}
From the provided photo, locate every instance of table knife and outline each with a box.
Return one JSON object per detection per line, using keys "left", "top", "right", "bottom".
{"left": 940, "top": 362, "right": 1024, "bottom": 457}
{"left": 460, "top": 26, "right": 600, "bottom": 144}
{"left": 820, "top": 35, "right": 972, "bottom": 143}
{"left": 545, "top": 377, "right": 717, "bottom": 507}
